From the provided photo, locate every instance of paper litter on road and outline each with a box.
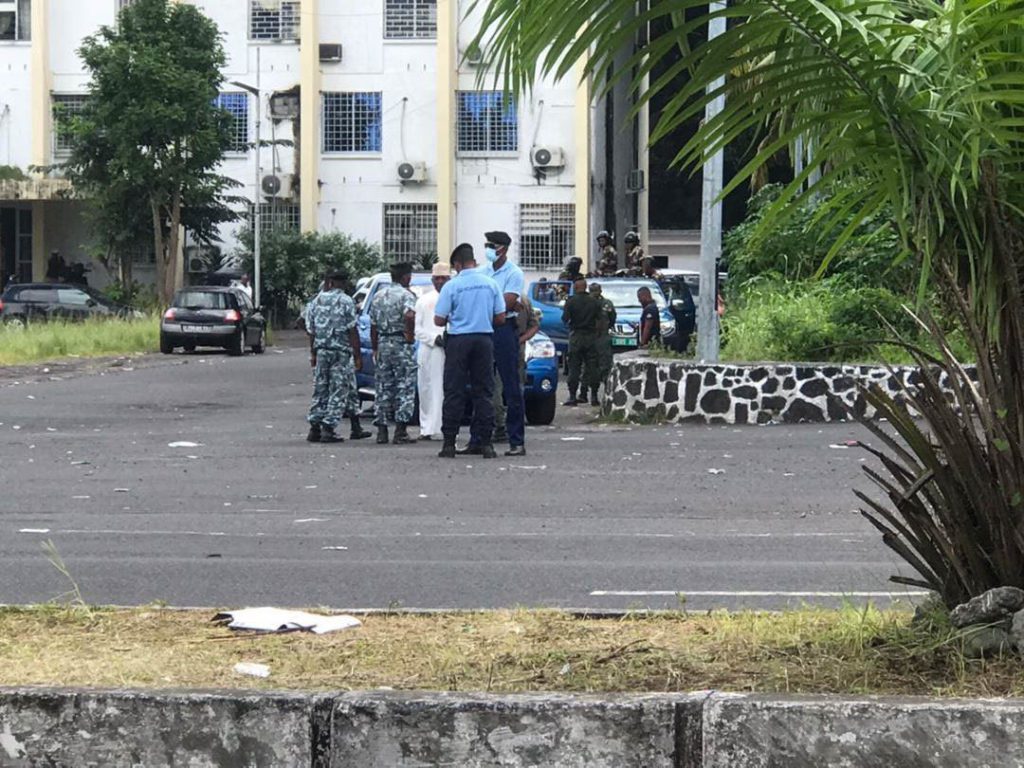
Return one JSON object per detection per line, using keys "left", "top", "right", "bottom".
{"left": 418, "top": 494, "right": 428, "bottom": 499}
{"left": 512, "top": 465, "right": 547, "bottom": 471}
{"left": 294, "top": 518, "right": 327, "bottom": 524}
{"left": 707, "top": 468, "right": 726, "bottom": 475}
{"left": 561, "top": 437, "right": 585, "bottom": 442}
{"left": 114, "top": 488, "right": 130, "bottom": 493}
{"left": 215, "top": 608, "right": 362, "bottom": 635}
{"left": 18, "top": 528, "right": 50, "bottom": 534}
{"left": 322, "top": 546, "right": 349, "bottom": 551}
{"left": 233, "top": 662, "right": 271, "bottom": 679}
{"left": 168, "top": 441, "right": 202, "bottom": 448}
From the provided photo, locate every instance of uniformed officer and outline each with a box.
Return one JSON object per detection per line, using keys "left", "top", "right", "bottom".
{"left": 558, "top": 256, "right": 584, "bottom": 283}
{"left": 493, "top": 292, "right": 540, "bottom": 442}
{"left": 624, "top": 232, "right": 645, "bottom": 276}
{"left": 561, "top": 276, "right": 602, "bottom": 406}
{"left": 589, "top": 282, "right": 617, "bottom": 401}
{"left": 370, "top": 262, "right": 418, "bottom": 445}
{"left": 596, "top": 231, "right": 619, "bottom": 276}
{"left": 305, "top": 269, "right": 369, "bottom": 443}
{"left": 640, "top": 256, "right": 664, "bottom": 281}
{"left": 434, "top": 244, "right": 507, "bottom": 459}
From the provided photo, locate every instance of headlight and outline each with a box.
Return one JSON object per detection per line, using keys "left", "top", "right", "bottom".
{"left": 526, "top": 339, "right": 556, "bottom": 359}
{"left": 662, "top": 320, "right": 677, "bottom": 336}
{"left": 539, "top": 378, "right": 554, "bottom": 393}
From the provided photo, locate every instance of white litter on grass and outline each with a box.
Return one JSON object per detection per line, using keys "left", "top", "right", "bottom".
{"left": 233, "top": 662, "right": 271, "bottom": 679}
{"left": 18, "top": 528, "right": 50, "bottom": 534}
{"left": 294, "top": 518, "right": 328, "bottom": 524}
{"left": 216, "top": 608, "right": 362, "bottom": 635}
{"left": 322, "top": 546, "right": 349, "bottom": 551}
{"left": 168, "top": 441, "right": 202, "bottom": 448}
{"left": 707, "top": 468, "right": 726, "bottom": 475}
{"left": 561, "top": 437, "right": 585, "bottom": 442}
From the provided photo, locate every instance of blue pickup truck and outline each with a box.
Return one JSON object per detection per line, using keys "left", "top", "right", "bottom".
{"left": 528, "top": 277, "right": 680, "bottom": 360}
{"left": 354, "top": 272, "right": 559, "bottom": 425}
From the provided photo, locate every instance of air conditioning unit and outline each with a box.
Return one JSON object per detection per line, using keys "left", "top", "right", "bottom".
{"left": 531, "top": 146, "right": 566, "bottom": 170}
{"left": 185, "top": 245, "right": 218, "bottom": 274}
{"left": 261, "top": 173, "right": 295, "bottom": 198}
{"left": 319, "top": 43, "right": 343, "bottom": 63}
{"left": 462, "top": 45, "right": 485, "bottom": 67}
{"left": 397, "top": 162, "right": 427, "bottom": 184}
{"left": 626, "top": 168, "right": 646, "bottom": 194}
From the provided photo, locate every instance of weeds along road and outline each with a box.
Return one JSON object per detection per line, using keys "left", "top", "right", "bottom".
{"left": 0, "top": 342, "right": 919, "bottom": 612}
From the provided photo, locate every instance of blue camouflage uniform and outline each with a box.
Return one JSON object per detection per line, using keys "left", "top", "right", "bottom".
{"left": 306, "top": 289, "right": 360, "bottom": 428}
{"left": 370, "top": 283, "right": 417, "bottom": 426}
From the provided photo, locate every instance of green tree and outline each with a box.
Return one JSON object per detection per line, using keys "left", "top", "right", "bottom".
{"left": 65, "top": 0, "right": 237, "bottom": 303}
{"left": 477, "top": 0, "right": 1024, "bottom": 607}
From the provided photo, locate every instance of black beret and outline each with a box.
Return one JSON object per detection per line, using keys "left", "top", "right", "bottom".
{"left": 485, "top": 231, "right": 512, "bottom": 247}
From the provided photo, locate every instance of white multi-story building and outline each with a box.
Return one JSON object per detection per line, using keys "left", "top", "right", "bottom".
{"left": 0, "top": 0, "right": 646, "bottom": 289}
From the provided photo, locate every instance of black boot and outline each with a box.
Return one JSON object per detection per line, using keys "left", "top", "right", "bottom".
{"left": 481, "top": 443, "right": 498, "bottom": 459}
{"left": 349, "top": 416, "right": 372, "bottom": 440}
{"left": 456, "top": 444, "right": 484, "bottom": 455}
{"left": 438, "top": 438, "right": 457, "bottom": 458}
{"left": 563, "top": 391, "right": 579, "bottom": 406}
{"left": 319, "top": 425, "right": 344, "bottom": 443}
{"left": 376, "top": 425, "right": 390, "bottom": 444}
{"left": 393, "top": 423, "right": 413, "bottom": 444}
{"left": 306, "top": 423, "right": 322, "bottom": 443}
{"left": 590, "top": 388, "right": 601, "bottom": 407}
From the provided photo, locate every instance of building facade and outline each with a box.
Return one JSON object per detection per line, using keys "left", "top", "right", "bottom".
{"left": 0, "top": 0, "right": 621, "bottom": 289}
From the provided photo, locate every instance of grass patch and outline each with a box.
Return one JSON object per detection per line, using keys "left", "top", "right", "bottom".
{"left": 2, "top": 605, "right": 1023, "bottom": 696}
{"left": 0, "top": 316, "right": 159, "bottom": 366}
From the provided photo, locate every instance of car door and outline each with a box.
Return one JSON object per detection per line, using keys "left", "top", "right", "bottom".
{"left": 232, "top": 289, "right": 257, "bottom": 344}
{"left": 528, "top": 281, "right": 572, "bottom": 356}
{"left": 16, "top": 287, "right": 58, "bottom": 320}
{"left": 55, "top": 287, "right": 97, "bottom": 321}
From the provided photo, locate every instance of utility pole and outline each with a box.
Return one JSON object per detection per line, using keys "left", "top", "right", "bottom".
{"left": 697, "top": 1, "right": 726, "bottom": 363}
{"left": 233, "top": 48, "right": 262, "bottom": 308}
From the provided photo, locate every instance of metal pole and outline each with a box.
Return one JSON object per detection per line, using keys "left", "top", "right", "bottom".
{"left": 697, "top": 1, "right": 726, "bottom": 363}
{"left": 253, "top": 47, "right": 262, "bottom": 309}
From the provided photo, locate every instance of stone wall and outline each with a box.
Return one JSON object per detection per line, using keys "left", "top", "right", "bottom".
{"left": 605, "top": 356, "right": 962, "bottom": 425}
{"left": 3, "top": 688, "right": 1024, "bottom": 767}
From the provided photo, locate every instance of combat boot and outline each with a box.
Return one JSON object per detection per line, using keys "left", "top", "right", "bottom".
{"left": 481, "top": 443, "right": 498, "bottom": 460}
{"left": 306, "top": 423, "right": 322, "bottom": 443}
{"left": 590, "top": 388, "right": 601, "bottom": 407}
{"left": 320, "top": 426, "right": 344, "bottom": 444}
{"left": 349, "top": 416, "right": 372, "bottom": 440}
{"left": 563, "top": 390, "right": 579, "bottom": 407}
{"left": 438, "top": 438, "right": 457, "bottom": 459}
{"left": 393, "top": 423, "right": 413, "bottom": 444}
{"left": 376, "top": 425, "right": 390, "bottom": 444}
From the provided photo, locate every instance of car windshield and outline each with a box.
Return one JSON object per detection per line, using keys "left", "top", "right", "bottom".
{"left": 174, "top": 291, "right": 230, "bottom": 310}
{"left": 593, "top": 281, "right": 667, "bottom": 310}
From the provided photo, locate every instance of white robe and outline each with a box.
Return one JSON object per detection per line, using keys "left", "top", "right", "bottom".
{"left": 414, "top": 289, "right": 445, "bottom": 437}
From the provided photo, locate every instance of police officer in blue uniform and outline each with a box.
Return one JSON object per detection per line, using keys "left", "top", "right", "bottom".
{"left": 433, "top": 244, "right": 506, "bottom": 459}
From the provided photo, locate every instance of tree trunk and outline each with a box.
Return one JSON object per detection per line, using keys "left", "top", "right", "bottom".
{"left": 166, "top": 192, "right": 182, "bottom": 302}
{"left": 152, "top": 200, "right": 169, "bottom": 305}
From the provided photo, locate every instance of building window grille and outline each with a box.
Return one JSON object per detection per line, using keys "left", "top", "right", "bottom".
{"left": 0, "top": 0, "right": 31, "bottom": 41}
{"left": 518, "top": 203, "right": 575, "bottom": 270}
{"left": 249, "top": 0, "right": 300, "bottom": 41}
{"left": 117, "top": 0, "right": 135, "bottom": 11}
{"left": 384, "top": 0, "right": 437, "bottom": 40}
{"left": 250, "top": 202, "right": 300, "bottom": 234}
{"left": 457, "top": 91, "right": 517, "bottom": 155}
{"left": 323, "top": 92, "right": 383, "bottom": 154}
{"left": 52, "top": 94, "right": 89, "bottom": 156}
{"left": 214, "top": 93, "right": 250, "bottom": 153}
{"left": 383, "top": 203, "right": 437, "bottom": 264}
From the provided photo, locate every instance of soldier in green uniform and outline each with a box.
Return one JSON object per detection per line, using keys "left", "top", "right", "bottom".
{"left": 596, "top": 230, "right": 618, "bottom": 276}
{"left": 561, "top": 276, "right": 602, "bottom": 406}
{"left": 305, "top": 270, "right": 369, "bottom": 443}
{"left": 589, "top": 282, "right": 617, "bottom": 400}
{"left": 624, "top": 232, "right": 645, "bottom": 276}
{"left": 370, "top": 263, "right": 418, "bottom": 445}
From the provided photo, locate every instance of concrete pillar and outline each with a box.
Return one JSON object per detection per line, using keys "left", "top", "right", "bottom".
{"left": 299, "top": 0, "right": 320, "bottom": 233}
{"left": 435, "top": 0, "right": 457, "bottom": 261}
{"left": 31, "top": 202, "right": 45, "bottom": 281}
{"left": 573, "top": 58, "right": 591, "bottom": 263}
{"left": 30, "top": 0, "right": 50, "bottom": 281}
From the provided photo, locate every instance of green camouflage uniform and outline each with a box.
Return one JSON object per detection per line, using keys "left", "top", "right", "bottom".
{"left": 625, "top": 246, "right": 645, "bottom": 276}
{"left": 306, "top": 290, "right": 359, "bottom": 428}
{"left": 370, "top": 283, "right": 417, "bottom": 427}
{"left": 595, "top": 296, "right": 617, "bottom": 385}
{"left": 597, "top": 245, "right": 619, "bottom": 276}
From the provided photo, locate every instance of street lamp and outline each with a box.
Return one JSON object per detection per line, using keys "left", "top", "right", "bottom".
{"left": 231, "top": 49, "right": 262, "bottom": 309}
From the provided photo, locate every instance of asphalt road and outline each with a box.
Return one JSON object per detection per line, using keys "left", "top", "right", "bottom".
{"left": 0, "top": 341, "right": 923, "bottom": 612}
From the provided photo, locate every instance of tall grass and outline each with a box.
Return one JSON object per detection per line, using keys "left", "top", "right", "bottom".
{"left": 0, "top": 316, "right": 159, "bottom": 366}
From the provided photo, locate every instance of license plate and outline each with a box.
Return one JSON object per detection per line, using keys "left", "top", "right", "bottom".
{"left": 181, "top": 324, "right": 211, "bottom": 333}
{"left": 612, "top": 337, "right": 637, "bottom": 347}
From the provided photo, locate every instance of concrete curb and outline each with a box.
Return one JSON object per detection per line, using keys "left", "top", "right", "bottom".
{"left": 2, "top": 687, "right": 1022, "bottom": 767}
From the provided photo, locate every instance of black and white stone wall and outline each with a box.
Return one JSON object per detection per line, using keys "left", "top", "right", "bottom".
{"left": 605, "top": 356, "right": 960, "bottom": 425}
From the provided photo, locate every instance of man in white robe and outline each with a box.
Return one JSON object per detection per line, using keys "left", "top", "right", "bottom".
{"left": 414, "top": 262, "right": 451, "bottom": 439}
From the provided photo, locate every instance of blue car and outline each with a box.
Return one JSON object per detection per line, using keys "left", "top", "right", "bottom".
{"left": 355, "top": 272, "right": 559, "bottom": 425}
{"left": 528, "top": 277, "right": 679, "bottom": 359}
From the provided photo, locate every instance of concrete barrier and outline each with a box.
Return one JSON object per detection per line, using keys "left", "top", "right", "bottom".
{"left": 2, "top": 687, "right": 1022, "bottom": 767}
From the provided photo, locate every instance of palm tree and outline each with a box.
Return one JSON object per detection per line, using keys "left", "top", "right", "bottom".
{"left": 474, "top": 0, "right": 1024, "bottom": 608}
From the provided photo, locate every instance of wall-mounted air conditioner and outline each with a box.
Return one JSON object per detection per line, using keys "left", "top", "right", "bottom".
{"left": 397, "top": 162, "right": 427, "bottom": 184}
{"left": 319, "top": 43, "right": 343, "bottom": 63}
{"left": 531, "top": 146, "right": 565, "bottom": 170}
{"left": 261, "top": 173, "right": 295, "bottom": 198}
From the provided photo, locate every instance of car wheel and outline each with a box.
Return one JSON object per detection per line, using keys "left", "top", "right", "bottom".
{"left": 3, "top": 315, "right": 26, "bottom": 329}
{"left": 160, "top": 333, "right": 174, "bottom": 355}
{"left": 228, "top": 329, "right": 245, "bottom": 357}
{"left": 252, "top": 329, "right": 265, "bottom": 354}
{"left": 525, "top": 392, "right": 557, "bottom": 426}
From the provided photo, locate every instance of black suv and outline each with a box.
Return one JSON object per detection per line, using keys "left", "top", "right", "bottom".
{"left": 160, "top": 286, "right": 266, "bottom": 356}
{"left": 0, "top": 283, "right": 131, "bottom": 325}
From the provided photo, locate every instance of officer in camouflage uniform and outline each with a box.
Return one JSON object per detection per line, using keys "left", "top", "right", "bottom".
{"left": 370, "top": 262, "right": 418, "bottom": 445}
{"left": 561, "top": 276, "right": 603, "bottom": 406}
{"left": 589, "top": 282, "right": 617, "bottom": 399}
{"left": 596, "top": 230, "right": 619, "bottom": 276}
{"left": 624, "top": 232, "right": 645, "bottom": 276}
{"left": 305, "top": 270, "right": 370, "bottom": 443}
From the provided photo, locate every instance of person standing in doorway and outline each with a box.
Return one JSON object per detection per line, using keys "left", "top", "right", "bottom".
{"left": 414, "top": 262, "right": 451, "bottom": 440}
{"left": 434, "top": 244, "right": 506, "bottom": 459}
{"left": 562, "top": 276, "right": 602, "bottom": 406}
{"left": 481, "top": 231, "right": 528, "bottom": 457}
{"left": 370, "top": 262, "right": 418, "bottom": 445}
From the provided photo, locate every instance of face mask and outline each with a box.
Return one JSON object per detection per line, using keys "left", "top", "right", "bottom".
{"left": 485, "top": 246, "right": 499, "bottom": 263}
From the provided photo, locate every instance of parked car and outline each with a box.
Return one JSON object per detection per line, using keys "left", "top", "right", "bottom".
{"left": 529, "top": 277, "right": 678, "bottom": 357}
{"left": 160, "top": 286, "right": 266, "bottom": 356}
{"left": 0, "top": 283, "right": 135, "bottom": 325}
{"left": 354, "top": 272, "right": 559, "bottom": 425}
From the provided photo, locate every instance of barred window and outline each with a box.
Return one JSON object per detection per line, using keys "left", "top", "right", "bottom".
{"left": 518, "top": 203, "right": 576, "bottom": 270}
{"left": 384, "top": 0, "right": 437, "bottom": 40}
{"left": 52, "top": 94, "right": 88, "bottom": 156}
{"left": 323, "top": 92, "right": 383, "bottom": 154}
{"left": 457, "top": 92, "right": 517, "bottom": 155}
{"left": 250, "top": 202, "right": 300, "bottom": 234}
{"left": 383, "top": 203, "right": 437, "bottom": 264}
{"left": 214, "top": 93, "right": 249, "bottom": 153}
{"left": 117, "top": 0, "right": 135, "bottom": 10}
{"left": 250, "top": 0, "right": 300, "bottom": 41}
{"left": 0, "top": 0, "right": 31, "bottom": 41}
